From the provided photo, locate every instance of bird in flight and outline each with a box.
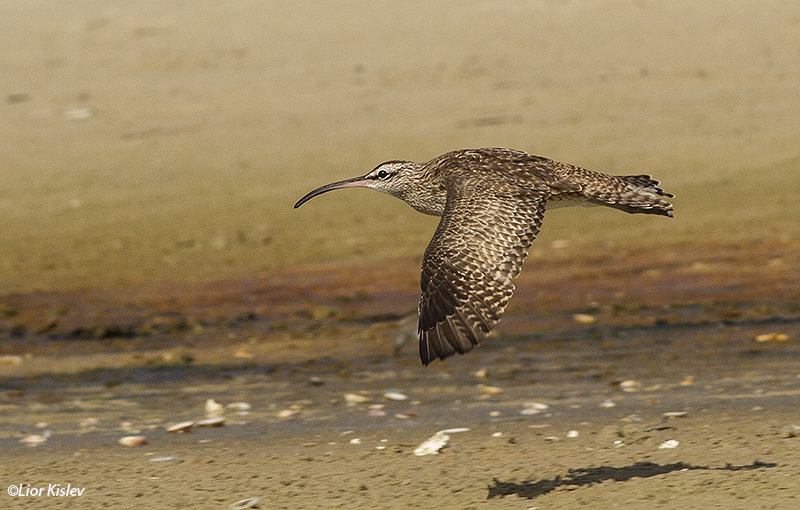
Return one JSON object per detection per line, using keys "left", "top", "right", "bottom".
{"left": 294, "top": 148, "right": 674, "bottom": 365}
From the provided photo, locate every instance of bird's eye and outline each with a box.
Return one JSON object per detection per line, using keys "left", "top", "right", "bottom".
{"left": 376, "top": 169, "right": 390, "bottom": 179}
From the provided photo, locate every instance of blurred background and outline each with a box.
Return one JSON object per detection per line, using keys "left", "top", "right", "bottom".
{"left": 1, "top": 0, "right": 799, "bottom": 293}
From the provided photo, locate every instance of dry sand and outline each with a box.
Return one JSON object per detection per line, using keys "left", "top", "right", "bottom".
{"left": 1, "top": 1, "right": 800, "bottom": 508}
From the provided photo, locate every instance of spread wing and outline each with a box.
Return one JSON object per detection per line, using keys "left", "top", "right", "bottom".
{"left": 418, "top": 175, "right": 549, "bottom": 365}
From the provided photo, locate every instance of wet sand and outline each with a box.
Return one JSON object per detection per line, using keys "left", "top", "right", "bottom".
{"left": 2, "top": 1, "right": 800, "bottom": 509}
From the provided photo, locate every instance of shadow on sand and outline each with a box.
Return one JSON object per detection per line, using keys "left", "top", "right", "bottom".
{"left": 487, "top": 461, "right": 776, "bottom": 499}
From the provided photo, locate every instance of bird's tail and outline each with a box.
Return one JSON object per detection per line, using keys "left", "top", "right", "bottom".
{"left": 601, "top": 174, "right": 675, "bottom": 217}
{"left": 549, "top": 171, "right": 675, "bottom": 217}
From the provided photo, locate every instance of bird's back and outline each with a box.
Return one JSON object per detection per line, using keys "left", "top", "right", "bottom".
{"left": 426, "top": 148, "right": 674, "bottom": 217}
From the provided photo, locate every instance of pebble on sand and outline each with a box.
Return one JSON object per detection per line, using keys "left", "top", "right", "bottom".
{"left": 521, "top": 402, "right": 549, "bottom": 415}
{"left": 167, "top": 421, "right": 195, "bottom": 433}
{"left": 413, "top": 428, "right": 470, "bottom": 456}
{"left": 118, "top": 435, "right": 148, "bottom": 447}
{"left": 658, "top": 439, "right": 680, "bottom": 449}
{"left": 230, "top": 497, "right": 261, "bottom": 510}
{"left": 368, "top": 404, "right": 388, "bottom": 417}
{"left": 573, "top": 313, "right": 597, "bottom": 324}
{"left": 754, "top": 332, "right": 789, "bottom": 342}
{"left": 79, "top": 417, "right": 100, "bottom": 430}
{"left": 477, "top": 384, "right": 503, "bottom": 395}
{"left": 227, "top": 402, "right": 252, "bottom": 412}
{"left": 205, "top": 399, "right": 225, "bottom": 418}
{"left": 619, "top": 380, "right": 641, "bottom": 392}
{"left": 344, "top": 393, "right": 371, "bottom": 405}
{"left": 196, "top": 417, "right": 226, "bottom": 427}
{"left": 783, "top": 425, "right": 800, "bottom": 438}
{"left": 20, "top": 433, "right": 50, "bottom": 446}
{"left": 277, "top": 409, "right": 295, "bottom": 419}
{"left": 0, "top": 355, "right": 23, "bottom": 365}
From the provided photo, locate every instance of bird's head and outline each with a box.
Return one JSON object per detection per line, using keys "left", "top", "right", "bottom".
{"left": 294, "top": 160, "right": 419, "bottom": 208}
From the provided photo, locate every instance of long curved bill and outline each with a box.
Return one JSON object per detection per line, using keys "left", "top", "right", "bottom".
{"left": 294, "top": 175, "right": 370, "bottom": 208}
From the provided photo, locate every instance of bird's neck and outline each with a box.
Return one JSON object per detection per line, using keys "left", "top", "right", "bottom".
{"left": 396, "top": 164, "right": 447, "bottom": 216}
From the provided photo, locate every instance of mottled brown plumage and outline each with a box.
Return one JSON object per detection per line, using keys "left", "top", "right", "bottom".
{"left": 294, "top": 148, "right": 674, "bottom": 365}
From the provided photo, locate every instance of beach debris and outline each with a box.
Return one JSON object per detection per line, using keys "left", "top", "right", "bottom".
{"left": 277, "top": 407, "right": 300, "bottom": 419}
{"left": 599, "top": 399, "right": 616, "bottom": 408}
{"left": 492, "top": 432, "right": 503, "bottom": 437}
{"left": 117, "top": 421, "right": 136, "bottom": 433}
{"left": 167, "top": 421, "right": 195, "bottom": 433}
{"left": 573, "top": 313, "right": 597, "bottom": 325}
{"left": 0, "top": 355, "right": 23, "bottom": 365}
{"left": 754, "top": 332, "right": 789, "bottom": 342}
{"left": 383, "top": 391, "right": 408, "bottom": 401}
{"left": 413, "top": 428, "right": 470, "bottom": 456}
{"left": 196, "top": 417, "right": 225, "bottom": 427}
{"left": 148, "top": 456, "right": 175, "bottom": 462}
{"left": 477, "top": 384, "right": 503, "bottom": 395}
{"left": 20, "top": 432, "right": 50, "bottom": 447}
{"left": 64, "top": 107, "right": 92, "bottom": 120}
{"left": 344, "top": 393, "right": 371, "bottom": 405}
{"left": 394, "top": 412, "right": 416, "bottom": 419}
{"left": 368, "top": 404, "right": 387, "bottom": 417}
{"left": 227, "top": 402, "right": 251, "bottom": 413}
{"left": 614, "top": 440, "right": 625, "bottom": 448}
{"left": 783, "top": 425, "right": 800, "bottom": 438}
{"left": 205, "top": 399, "right": 225, "bottom": 418}
{"left": 118, "top": 435, "right": 148, "bottom": 447}
{"left": 79, "top": 417, "right": 100, "bottom": 430}
{"left": 663, "top": 411, "right": 688, "bottom": 418}
{"left": 230, "top": 497, "right": 261, "bottom": 510}
{"left": 349, "top": 438, "right": 362, "bottom": 445}
{"left": 309, "top": 376, "right": 324, "bottom": 386}
{"left": 489, "top": 411, "right": 501, "bottom": 417}
{"left": 521, "top": 402, "right": 549, "bottom": 417}
{"left": 619, "top": 380, "right": 641, "bottom": 392}
{"left": 567, "top": 430, "right": 579, "bottom": 438}
{"left": 658, "top": 439, "right": 680, "bottom": 449}
{"left": 144, "top": 418, "right": 165, "bottom": 430}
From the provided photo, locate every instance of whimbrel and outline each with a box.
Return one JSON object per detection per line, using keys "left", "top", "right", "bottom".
{"left": 294, "top": 148, "right": 674, "bottom": 365}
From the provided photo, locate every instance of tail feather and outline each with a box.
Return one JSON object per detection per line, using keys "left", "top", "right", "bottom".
{"left": 596, "top": 174, "right": 674, "bottom": 217}
{"left": 547, "top": 167, "right": 675, "bottom": 217}
{"left": 618, "top": 174, "right": 675, "bottom": 198}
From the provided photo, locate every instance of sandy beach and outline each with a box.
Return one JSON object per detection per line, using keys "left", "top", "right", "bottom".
{"left": 1, "top": 1, "right": 799, "bottom": 508}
